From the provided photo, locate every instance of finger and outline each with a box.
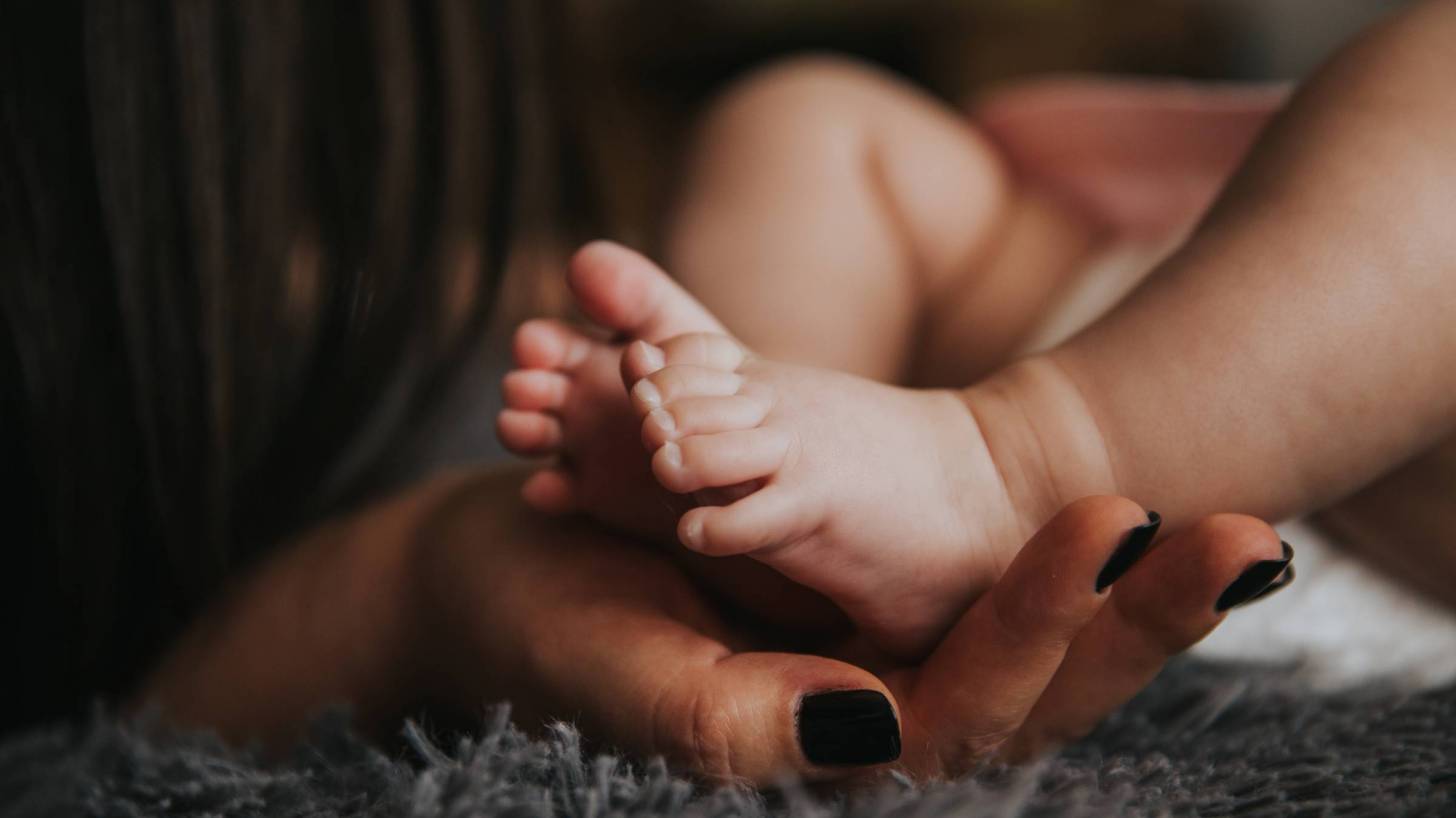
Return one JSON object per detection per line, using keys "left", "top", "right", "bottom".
{"left": 1007, "top": 514, "right": 1291, "bottom": 758}
{"left": 903, "top": 496, "right": 1150, "bottom": 775}
{"left": 653, "top": 428, "right": 791, "bottom": 494}
{"left": 505, "top": 538, "right": 901, "bottom": 782}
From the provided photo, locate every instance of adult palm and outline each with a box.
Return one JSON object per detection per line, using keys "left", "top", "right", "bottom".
{"left": 412, "top": 470, "right": 1287, "bottom": 782}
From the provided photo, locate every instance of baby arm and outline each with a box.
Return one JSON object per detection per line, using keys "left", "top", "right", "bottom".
{"left": 981, "top": 0, "right": 1456, "bottom": 530}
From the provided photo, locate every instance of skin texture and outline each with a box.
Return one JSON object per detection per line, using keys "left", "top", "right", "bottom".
{"left": 496, "top": 71, "right": 1276, "bottom": 654}
{"left": 504, "top": 0, "right": 1456, "bottom": 659}
{"left": 499, "top": 64, "right": 1288, "bottom": 657}
{"left": 502, "top": 243, "right": 1024, "bottom": 658}
{"left": 138, "top": 467, "right": 1288, "bottom": 783}
{"left": 1040, "top": 0, "right": 1456, "bottom": 531}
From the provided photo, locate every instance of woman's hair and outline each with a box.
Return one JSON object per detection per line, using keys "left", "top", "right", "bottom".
{"left": 0, "top": 0, "right": 526, "bottom": 731}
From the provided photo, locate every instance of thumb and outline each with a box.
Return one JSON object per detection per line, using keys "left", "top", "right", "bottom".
{"left": 423, "top": 475, "right": 900, "bottom": 784}
{"left": 576, "top": 630, "right": 903, "bottom": 782}
{"left": 491, "top": 543, "right": 902, "bottom": 783}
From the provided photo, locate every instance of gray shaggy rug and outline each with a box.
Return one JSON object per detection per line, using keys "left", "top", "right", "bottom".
{"left": 2, "top": 659, "right": 1452, "bottom": 817}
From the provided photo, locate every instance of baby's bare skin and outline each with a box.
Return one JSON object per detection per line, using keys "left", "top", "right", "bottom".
{"left": 495, "top": 81, "right": 1280, "bottom": 657}
{"left": 1037, "top": 0, "right": 1456, "bottom": 530}
{"left": 499, "top": 74, "right": 1268, "bottom": 655}
{"left": 501, "top": 0, "right": 1456, "bottom": 658}
{"left": 502, "top": 243, "right": 1087, "bottom": 657}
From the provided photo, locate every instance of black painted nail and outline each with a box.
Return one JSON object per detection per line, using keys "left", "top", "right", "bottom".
{"left": 1248, "top": 562, "right": 1295, "bottom": 604}
{"left": 797, "top": 690, "right": 901, "bottom": 766}
{"left": 1096, "top": 511, "right": 1162, "bottom": 592}
{"left": 1216, "top": 541, "right": 1295, "bottom": 611}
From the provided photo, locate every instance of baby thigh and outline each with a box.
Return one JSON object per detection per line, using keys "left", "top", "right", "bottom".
{"left": 664, "top": 56, "right": 1019, "bottom": 383}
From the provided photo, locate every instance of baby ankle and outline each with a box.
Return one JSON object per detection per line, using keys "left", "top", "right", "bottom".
{"left": 959, "top": 355, "right": 1121, "bottom": 532}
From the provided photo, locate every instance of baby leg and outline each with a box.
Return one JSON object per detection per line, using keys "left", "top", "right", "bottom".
{"left": 665, "top": 56, "right": 1075, "bottom": 384}
{"left": 988, "top": 0, "right": 1456, "bottom": 532}
{"left": 666, "top": 59, "right": 1282, "bottom": 389}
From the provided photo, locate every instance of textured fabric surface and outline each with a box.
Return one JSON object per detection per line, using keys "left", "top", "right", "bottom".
{"left": 2, "top": 659, "right": 1452, "bottom": 817}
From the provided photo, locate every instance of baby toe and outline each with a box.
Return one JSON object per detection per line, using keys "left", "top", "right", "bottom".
{"left": 641, "top": 394, "right": 772, "bottom": 449}
{"left": 621, "top": 340, "right": 668, "bottom": 384}
{"left": 512, "top": 318, "right": 594, "bottom": 371}
{"left": 623, "top": 334, "right": 746, "bottom": 387}
{"left": 678, "top": 486, "right": 813, "bottom": 557}
{"left": 630, "top": 365, "right": 743, "bottom": 415}
{"left": 653, "top": 427, "right": 791, "bottom": 494}
{"left": 502, "top": 369, "right": 572, "bottom": 412}
{"left": 496, "top": 409, "right": 564, "bottom": 455}
{"left": 521, "top": 467, "right": 580, "bottom": 514}
{"left": 659, "top": 333, "right": 747, "bottom": 372}
{"left": 622, "top": 334, "right": 745, "bottom": 385}
{"left": 567, "top": 241, "right": 728, "bottom": 341}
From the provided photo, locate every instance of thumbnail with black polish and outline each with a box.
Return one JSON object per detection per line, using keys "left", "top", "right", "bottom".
{"left": 1096, "top": 511, "right": 1162, "bottom": 592}
{"left": 1216, "top": 540, "right": 1295, "bottom": 611}
{"left": 798, "top": 689, "right": 901, "bottom": 766}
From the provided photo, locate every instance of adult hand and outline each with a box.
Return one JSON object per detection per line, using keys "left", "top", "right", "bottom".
{"left": 416, "top": 473, "right": 1292, "bottom": 782}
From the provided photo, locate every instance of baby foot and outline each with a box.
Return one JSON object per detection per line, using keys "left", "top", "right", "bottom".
{"left": 497, "top": 316, "right": 681, "bottom": 540}
{"left": 499, "top": 243, "right": 851, "bottom": 633}
{"left": 623, "top": 333, "right": 1028, "bottom": 657}
{"left": 543, "top": 245, "right": 1037, "bottom": 658}
{"left": 497, "top": 242, "right": 731, "bottom": 539}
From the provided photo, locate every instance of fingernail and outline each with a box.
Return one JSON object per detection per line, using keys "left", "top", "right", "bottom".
{"left": 1248, "top": 562, "right": 1295, "bottom": 604}
{"left": 637, "top": 340, "right": 666, "bottom": 372}
{"left": 1096, "top": 511, "right": 1162, "bottom": 592}
{"left": 1216, "top": 541, "right": 1295, "bottom": 611}
{"left": 633, "top": 378, "right": 662, "bottom": 410}
{"left": 659, "top": 441, "right": 682, "bottom": 469}
{"left": 798, "top": 690, "right": 901, "bottom": 766}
